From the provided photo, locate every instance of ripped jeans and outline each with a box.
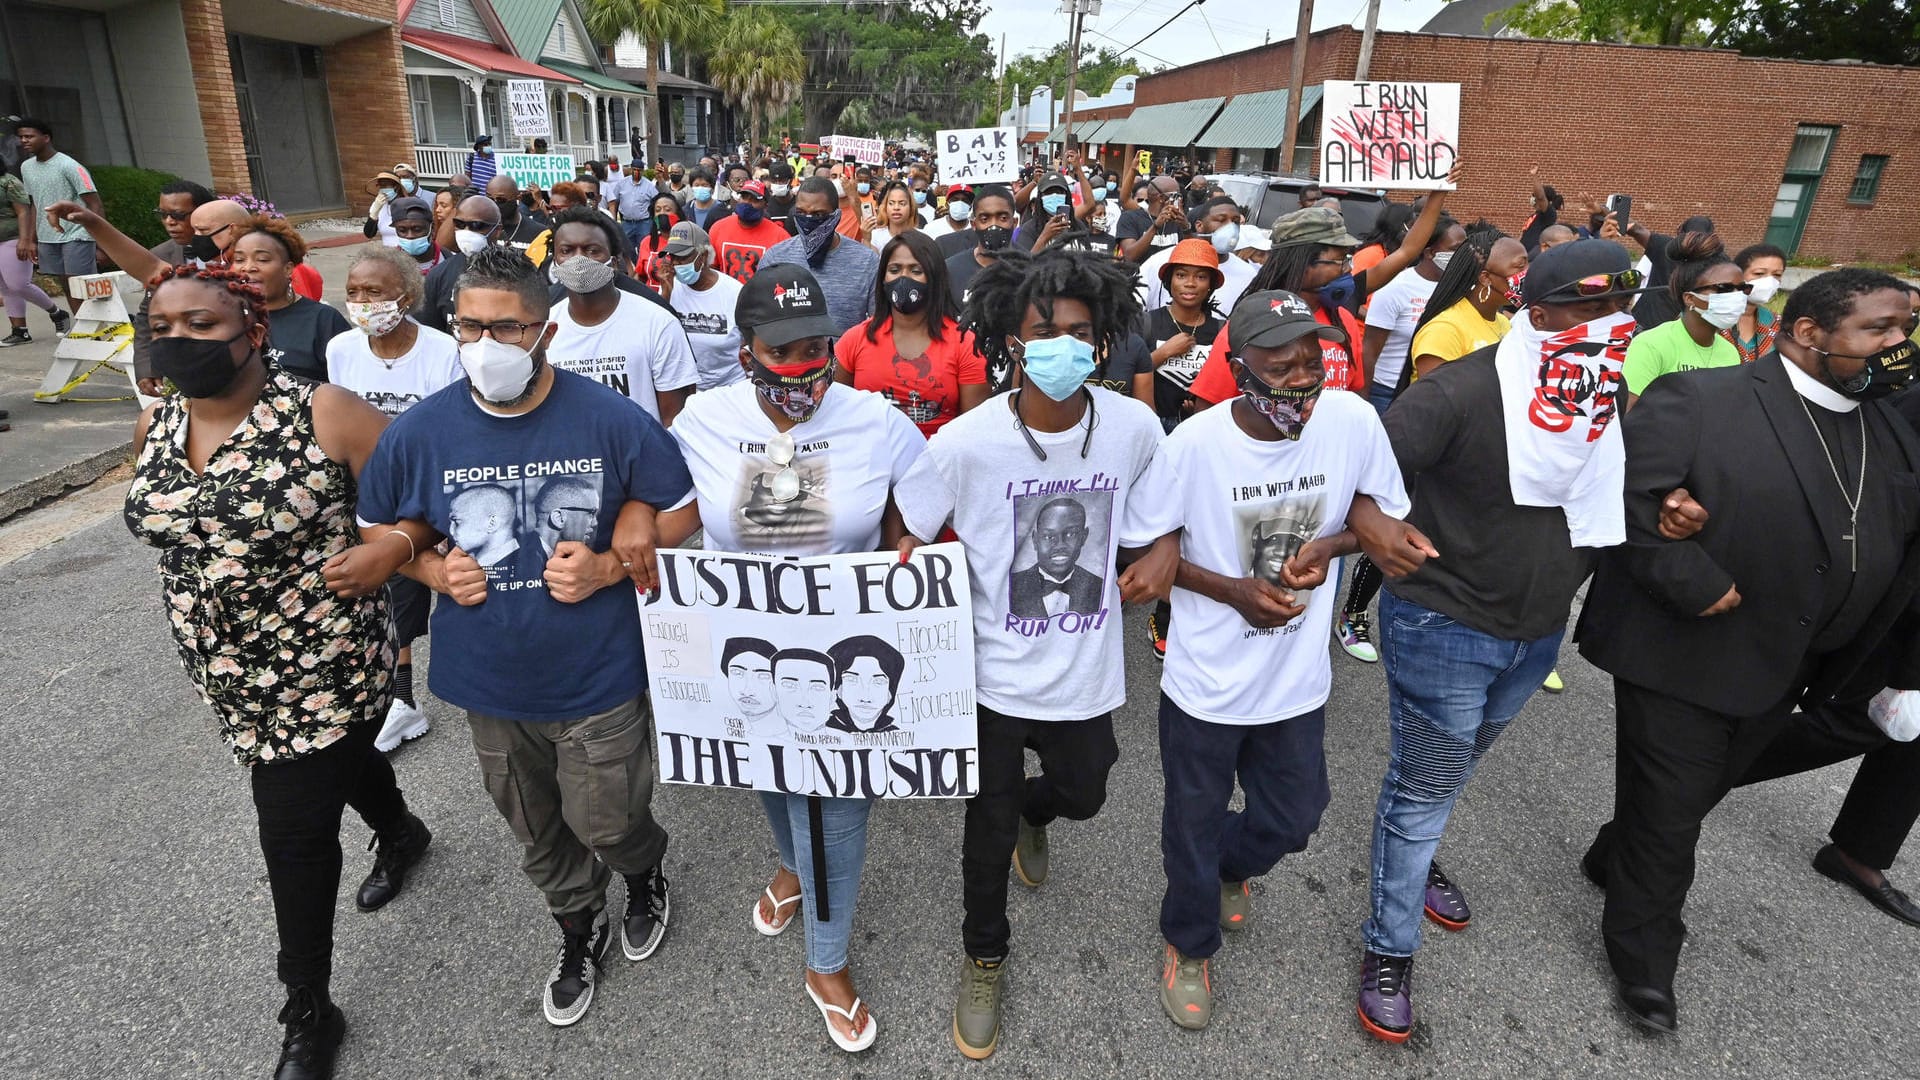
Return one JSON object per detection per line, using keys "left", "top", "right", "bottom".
{"left": 1362, "top": 588, "right": 1563, "bottom": 958}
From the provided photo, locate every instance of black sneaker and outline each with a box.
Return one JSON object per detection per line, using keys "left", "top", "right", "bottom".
{"left": 273, "top": 986, "right": 345, "bottom": 1080}
{"left": 621, "top": 864, "right": 671, "bottom": 961}
{"left": 49, "top": 308, "right": 71, "bottom": 336}
{"left": 0, "top": 329, "right": 30, "bottom": 348}
{"left": 355, "top": 813, "right": 431, "bottom": 912}
{"left": 543, "top": 908, "right": 611, "bottom": 1027}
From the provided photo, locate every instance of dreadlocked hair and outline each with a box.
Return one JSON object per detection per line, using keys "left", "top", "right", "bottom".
{"left": 147, "top": 264, "right": 269, "bottom": 327}
{"left": 1415, "top": 225, "right": 1507, "bottom": 335}
{"left": 1247, "top": 241, "right": 1321, "bottom": 296}
{"left": 962, "top": 246, "right": 1144, "bottom": 378}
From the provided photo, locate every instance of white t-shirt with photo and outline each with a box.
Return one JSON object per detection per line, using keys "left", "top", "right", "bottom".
{"left": 324, "top": 320, "right": 465, "bottom": 416}
{"left": 1363, "top": 266, "right": 1439, "bottom": 391}
{"left": 896, "top": 387, "right": 1164, "bottom": 722}
{"left": 1127, "top": 391, "right": 1409, "bottom": 726}
{"left": 546, "top": 290, "right": 699, "bottom": 421}
{"left": 671, "top": 381, "right": 926, "bottom": 557}
{"left": 669, "top": 273, "right": 746, "bottom": 390}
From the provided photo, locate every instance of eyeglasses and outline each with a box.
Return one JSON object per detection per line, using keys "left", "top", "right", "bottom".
{"left": 1692, "top": 281, "right": 1753, "bottom": 295}
{"left": 1549, "top": 269, "right": 1647, "bottom": 298}
{"left": 452, "top": 218, "right": 498, "bottom": 234}
{"left": 763, "top": 431, "right": 800, "bottom": 502}
{"left": 448, "top": 318, "right": 543, "bottom": 344}
{"left": 1310, "top": 255, "right": 1353, "bottom": 269}
{"left": 153, "top": 208, "right": 191, "bottom": 222}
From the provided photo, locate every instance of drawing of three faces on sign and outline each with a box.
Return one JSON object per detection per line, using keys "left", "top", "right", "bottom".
{"left": 722, "top": 634, "right": 906, "bottom": 741}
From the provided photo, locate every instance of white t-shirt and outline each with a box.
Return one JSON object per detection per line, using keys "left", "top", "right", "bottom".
{"left": 1363, "top": 266, "right": 1439, "bottom": 391}
{"left": 669, "top": 272, "right": 746, "bottom": 390}
{"left": 1139, "top": 247, "right": 1257, "bottom": 316}
{"left": 671, "top": 382, "right": 926, "bottom": 556}
{"left": 1127, "top": 392, "right": 1409, "bottom": 725}
{"left": 895, "top": 388, "right": 1164, "bottom": 722}
{"left": 546, "top": 290, "right": 699, "bottom": 421}
{"left": 324, "top": 320, "right": 465, "bottom": 416}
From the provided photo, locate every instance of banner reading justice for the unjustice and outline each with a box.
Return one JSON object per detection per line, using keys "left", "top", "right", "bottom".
{"left": 643, "top": 544, "right": 979, "bottom": 800}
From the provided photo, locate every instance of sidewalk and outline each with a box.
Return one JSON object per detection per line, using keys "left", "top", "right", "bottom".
{"left": 0, "top": 231, "right": 361, "bottom": 523}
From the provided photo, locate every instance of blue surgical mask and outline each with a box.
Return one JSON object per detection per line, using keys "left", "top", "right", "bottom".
{"left": 692, "top": 186, "right": 713, "bottom": 203}
{"left": 856, "top": 182, "right": 871, "bottom": 196}
{"left": 398, "top": 234, "right": 432, "bottom": 257}
{"left": 1092, "top": 186, "right": 1108, "bottom": 201}
{"left": 1210, "top": 222, "right": 1241, "bottom": 255}
{"left": 949, "top": 201, "right": 973, "bottom": 223}
{"left": 1041, "top": 193, "right": 1068, "bottom": 215}
{"left": 401, "top": 178, "right": 416, "bottom": 194}
{"left": 913, "top": 190, "right": 927, "bottom": 206}
{"left": 1019, "top": 335, "right": 1096, "bottom": 401}
{"left": 674, "top": 261, "right": 701, "bottom": 284}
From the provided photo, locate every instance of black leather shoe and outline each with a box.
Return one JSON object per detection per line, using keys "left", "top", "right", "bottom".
{"left": 1814, "top": 843, "right": 1920, "bottom": 927}
{"left": 1617, "top": 983, "right": 1677, "bottom": 1035}
{"left": 355, "top": 813, "right": 431, "bottom": 912}
{"left": 274, "top": 987, "right": 344, "bottom": 1080}
{"left": 1581, "top": 846, "right": 1609, "bottom": 891}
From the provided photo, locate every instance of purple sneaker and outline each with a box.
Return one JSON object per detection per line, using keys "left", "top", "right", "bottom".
{"left": 1423, "top": 861, "right": 1471, "bottom": 931}
{"left": 1357, "top": 950, "right": 1414, "bottom": 1043}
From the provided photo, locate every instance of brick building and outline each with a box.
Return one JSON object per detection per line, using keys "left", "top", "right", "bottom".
{"left": 1074, "top": 27, "right": 1920, "bottom": 261}
{"left": 0, "top": 0, "right": 411, "bottom": 215}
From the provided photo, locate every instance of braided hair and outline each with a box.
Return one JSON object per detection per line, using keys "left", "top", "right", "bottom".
{"left": 1414, "top": 224, "right": 1507, "bottom": 335}
{"left": 147, "top": 264, "right": 270, "bottom": 328}
{"left": 962, "top": 246, "right": 1143, "bottom": 388}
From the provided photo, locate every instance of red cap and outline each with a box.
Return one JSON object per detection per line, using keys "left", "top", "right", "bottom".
{"left": 738, "top": 178, "right": 768, "bottom": 198}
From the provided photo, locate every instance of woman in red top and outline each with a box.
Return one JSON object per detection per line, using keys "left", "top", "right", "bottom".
{"left": 834, "top": 230, "right": 987, "bottom": 437}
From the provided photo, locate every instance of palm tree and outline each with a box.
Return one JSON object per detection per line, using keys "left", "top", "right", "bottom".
{"left": 583, "top": 0, "right": 725, "bottom": 167}
{"left": 705, "top": 10, "right": 805, "bottom": 155}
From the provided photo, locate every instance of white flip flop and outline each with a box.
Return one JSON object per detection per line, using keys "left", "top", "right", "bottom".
{"left": 805, "top": 983, "right": 877, "bottom": 1053}
{"left": 751, "top": 886, "right": 802, "bottom": 937}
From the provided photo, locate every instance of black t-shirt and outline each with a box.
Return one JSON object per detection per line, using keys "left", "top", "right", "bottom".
{"left": 765, "top": 195, "right": 798, "bottom": 236}
{"left": 946, "top": 248, "right": 991, "bottom": 307}
{"left": 1145, "top": 307, "right": 1222, "bottom": 425}
{"left": 1086, "top": 332, "right": 1151, "bottom": 397}
{"left": 263, "top": 296, "right": 351, "bottom": 382}
{"left": 937, "top": 228, "right": 979, "bottom": 260}
{"left": 416, "top": 250, "right": 469, "bottom": 334}
{"left": 1116, "top": 207, "right": 1182, "bottom": 250}
{"left": 1633, "top": 232, "right": 1682, "bottom": 330}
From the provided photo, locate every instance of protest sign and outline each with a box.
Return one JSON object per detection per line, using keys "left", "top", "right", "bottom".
{"left": 507, "top": 79, "right": 551, "bottom": 141}
{"left": 831, "top": 134, "right": 885, "bottom": 166}
{"left": 1318, "top": 80, "right": 1459, "bottom": 191}
{"left": 936, "top": 126, "right": 1018, "bottom": 184}
{"left": 496, "top": 153, "right": 577, "bottom": 190}
{"left": 644, "top": 544, "right": 979, "bottom": 800}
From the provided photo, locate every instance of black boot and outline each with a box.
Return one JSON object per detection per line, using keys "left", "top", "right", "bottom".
{"left": 355, "top": 812, "right": 432, "bottom": 912}
{"left": 274, "top": 985, "right": 345, "bottom": 1080}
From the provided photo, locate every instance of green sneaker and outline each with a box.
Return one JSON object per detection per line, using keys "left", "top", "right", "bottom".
{"left": 1013, "top": 817, "right": 1049, "bottom": 887}
{"left": 1219, "top": 879, "right": 1251, "bottom": 931}
{"left": 1161, "top": 944, "right": 1212, "bottom": 1029}
{"left": 953, "top": 956, "right": 1005, "bottom": 1059}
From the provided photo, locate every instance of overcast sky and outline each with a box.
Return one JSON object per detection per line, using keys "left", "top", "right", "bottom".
{"left": 976, "top": 0, "right": 1451, "bottom": 80}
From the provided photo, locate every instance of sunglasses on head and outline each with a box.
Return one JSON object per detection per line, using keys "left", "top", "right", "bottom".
{"left": 1547, "top": 269, "right": 1646, "bottom": 299}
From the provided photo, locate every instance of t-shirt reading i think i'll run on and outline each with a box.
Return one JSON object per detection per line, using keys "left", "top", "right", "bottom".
{"left": 356, "top": 369, "right": 695, "bottom": 722}
{"left": 1127, "top": 391, "right": 1409, "bottom": 725}
{"left": 546, "top": 289, "right": 700, "bottom": 421}
{"left": 895, "top": 386, "right": 1164, "bottom": 721}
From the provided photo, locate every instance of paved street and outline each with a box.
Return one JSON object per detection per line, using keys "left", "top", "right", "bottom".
{"left": 3, "top": 506, "right": 1917, "bottom": 1079}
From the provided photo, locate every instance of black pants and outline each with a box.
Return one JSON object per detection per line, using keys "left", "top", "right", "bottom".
{"left": 251, "top": 720, "right": 409, "bottom": 990}
{"left": 961, "top": 707, "right": 1119, "bottom": 960}
{"left": 1735, "top": 697, "right": 1920, "bottom": 870}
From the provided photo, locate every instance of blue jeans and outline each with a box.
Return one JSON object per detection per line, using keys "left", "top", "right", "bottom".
{"left": 1362, "top": 590, "right": 1563, "bottom": 957}
{"left": 1159, "top": 693, "right": 1330, "bottom": 958}
{"left": 1367, "top": 381, "right": 1395, "bottom": 417}
{"left": 759, "top": 791, "right": 872, "bottom": 974}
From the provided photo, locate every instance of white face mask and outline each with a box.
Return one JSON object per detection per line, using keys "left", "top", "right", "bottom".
{"left": 1691, "top": 290, "right": 1748, "bottom": 331}
{"left": 1431, "top": 250, "right": 1455, "bottom": 270}
{"left": 346, "top": 299, "right": 405, "bottom": 336}
{"left": 459, "top": 333, "right": 542, "bottom": 403}
{"left": 1746, "top": 275, "right": 1781, "bottom": 306}
{"left": 453, "top": 229, "right": 492, "bottom": 257}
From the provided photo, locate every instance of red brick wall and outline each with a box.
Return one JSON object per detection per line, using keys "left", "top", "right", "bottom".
{"left": 325, "top": 26, "right": 416, "bottom": 212}
{"left": 179, "top": 0, "right": 250, "bottom": 196}
{"left": 1130, "top": 28, "right": 1920, "bottom": 261}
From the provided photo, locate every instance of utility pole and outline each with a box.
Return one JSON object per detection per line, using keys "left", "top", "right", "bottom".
{"left": 1059, "top": 0, "right": 1097, "bottom": 163}
{"left": 1278, "top": 0, "right": 1313, "bottom": 175}
{"left": 996, "top": 33, "right": 1008, "bottom": 119}
{"left": 1355, "top": 0, "right": 1381, "bottom": 79}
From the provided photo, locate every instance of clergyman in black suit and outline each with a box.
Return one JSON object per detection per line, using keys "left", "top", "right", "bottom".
{"left": 1009, "top": 498, "right": 1104, "bottom": 617}
{"left": 1574, "top": 269, "right": 1920, "bottom": 1035}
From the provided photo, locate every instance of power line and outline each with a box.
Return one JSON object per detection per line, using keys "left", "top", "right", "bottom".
{"left": 1080, "top": 25, "right": 1174, "bottom": 67}
{"left": 1117, "top": 0, "right": 1203, "bottom": 55}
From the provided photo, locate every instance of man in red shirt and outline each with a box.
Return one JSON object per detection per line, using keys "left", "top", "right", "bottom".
{"left": 704, "top": 179, "right": 790, "bottom": 283}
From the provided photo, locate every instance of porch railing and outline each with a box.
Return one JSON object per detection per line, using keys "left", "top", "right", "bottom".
{"left": 413, "top": 145, "right": 469, "bottom": 181}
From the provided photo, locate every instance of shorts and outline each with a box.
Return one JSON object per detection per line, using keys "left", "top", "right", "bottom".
{"left": 387, "top": 574, "right": 431, "bottom": 646}
{"left": 36, "top": 239, "right": 97, "bottom": 278}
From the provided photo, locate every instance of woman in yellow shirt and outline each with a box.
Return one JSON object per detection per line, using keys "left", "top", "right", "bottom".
{"left": 1407, "top": 231, "right": 1529, "bottom": 382}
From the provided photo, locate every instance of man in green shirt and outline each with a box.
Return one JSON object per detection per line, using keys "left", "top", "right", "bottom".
{"left": 14, "top": 116, "right": 104, "bottom": 314}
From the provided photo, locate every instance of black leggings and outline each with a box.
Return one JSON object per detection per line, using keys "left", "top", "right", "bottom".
{"left": 1343, "top": 555, "right": 1383, "bottom": 619}
{"left": 250, "top": 720, "right": 409, "bottom": 990}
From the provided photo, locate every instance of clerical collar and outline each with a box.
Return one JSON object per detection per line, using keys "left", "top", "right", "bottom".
{"left": 1782, "top": 354, "right": 1860, "bottom": 413}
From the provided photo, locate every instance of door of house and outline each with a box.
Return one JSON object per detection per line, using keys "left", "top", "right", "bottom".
{"left": 229, "top": 35, "right": 345, "bottom": 213}
{"left": 1764, "top": 124, "right": 1838, "bottom": 254}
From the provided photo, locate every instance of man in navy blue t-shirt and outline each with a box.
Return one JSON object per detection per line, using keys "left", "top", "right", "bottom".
{"left": 357, "top": 247, "right": 694, "bottom": 1028}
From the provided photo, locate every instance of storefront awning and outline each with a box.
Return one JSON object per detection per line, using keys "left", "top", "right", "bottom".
{"left": 539, "top": 58, "right": 652, "bottom": 97}
{"left": 1042, "top": 117, "right": 1108, "bottom": 144}
{"left": 1100, "top": 97, "right": 1225, "bottom": 148}
{"left": 401, "top": 30, "right": 578, "bottom": 82}
{"left": 1193, "top": 86, "right": 1323, "bottom": 149}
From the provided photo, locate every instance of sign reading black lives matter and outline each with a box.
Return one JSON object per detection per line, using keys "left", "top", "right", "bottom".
{"left": 644, "top": 544, "right": 979, "bottom": 800}
{"left": 935, "top": 126, "right": 1019, "bottom": 185}
{"left": 1318, "top": 80, "right": 1460, "bottom": 191}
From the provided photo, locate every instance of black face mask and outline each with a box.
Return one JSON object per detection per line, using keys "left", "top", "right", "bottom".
{"left": 1812, "top": 337, "right": 1919, "bottom": 400}
{"left": 887, "top": 276, "right": 928, "bottom": 316}
{"left": 185, "top": 231, "right": 224, "bottom": 264}
{"left": 493, "top": 198, "right": 518, "bottom": 223}
{"left": 152, "top": 329, "right": 251, "bottom": 398}
{"left": 975, "top": 225, "right": 1012, "bottom": 253}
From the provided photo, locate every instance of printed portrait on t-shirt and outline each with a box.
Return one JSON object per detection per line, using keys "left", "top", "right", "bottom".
{"left": 533, "top": 474, "right": 602, "bottom": 556}
{"left": 878, "top": 352, "right": 949, "bottom": 426}
{"left": 441, "top": 463, "right": 604, "bottom": 590}
{"left": 824, "top": 634, "right": 905, "bottom": 735}
{"left": 1235, "top": 494, "right": 1326, "bottom": 590}
{"left": 732, "top": 447, "right": 831, "bottom": 549}
{"left": 720, "top": 636, "right": 783, "bottom": 740}
{"left": 1008, "top": 489, "right": 1113, "bottom": 618}
{"left": 771, "top": 647, "right": 839, "bottom": 741}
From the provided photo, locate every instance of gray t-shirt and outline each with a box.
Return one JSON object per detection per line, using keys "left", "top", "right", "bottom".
{"left": 759, "top": 234, "right": 879, "bottom": 335}
{"left": 19, "top": 152, "right": 96, "bottom": 243}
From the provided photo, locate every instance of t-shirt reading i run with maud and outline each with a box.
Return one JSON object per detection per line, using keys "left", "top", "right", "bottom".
{"left": 546, "top": 290, "right": 699, "bottom": 421}
{"left": 1127, "top": 391, "right": 1409, "bottom": 725}
{"left": 357, "top": 369, "right": 694, "bottom": 722}
{"left": 895, "top": 387, "right": 1164, "bottom": 722}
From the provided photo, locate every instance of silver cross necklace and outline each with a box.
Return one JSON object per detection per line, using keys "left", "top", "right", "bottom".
{"left": 1798, "top": 396, "right": 1867, "bottom": 572}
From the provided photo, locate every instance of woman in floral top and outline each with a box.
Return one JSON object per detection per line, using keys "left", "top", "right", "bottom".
{"left": 124, "top": 265, "right": 434, "bottom": 1080}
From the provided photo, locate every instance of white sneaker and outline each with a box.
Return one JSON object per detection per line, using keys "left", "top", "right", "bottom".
{"left": 374, "top": 699, "right": 430, "bottom": 752}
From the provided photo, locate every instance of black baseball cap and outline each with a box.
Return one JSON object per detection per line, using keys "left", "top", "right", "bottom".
{"left": 386, "top": 195, "right": 432, "bottom": 223}
{"left": 1037, "top": 173, "right": 1073, "bottom": 195}
{"left": 1522, "top": 238, "right": 1640, "bottom": 306}
{"left": 735, "top": 265, "right": 837, "bottom": 347}
{"left": 1228, "top": 290, "right": 1345, "bottom": 350}
{"left": 770, "top": 162, "right": 795, "bottom": 181}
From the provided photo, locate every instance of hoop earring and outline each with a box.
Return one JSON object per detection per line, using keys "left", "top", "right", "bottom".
{"left": 1475, "top": 282, "right": 1491, "bottom": 303}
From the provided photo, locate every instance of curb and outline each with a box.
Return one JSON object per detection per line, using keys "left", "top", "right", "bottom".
{"left": 0, "top": 440, "right": 132, "bottom": 524}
